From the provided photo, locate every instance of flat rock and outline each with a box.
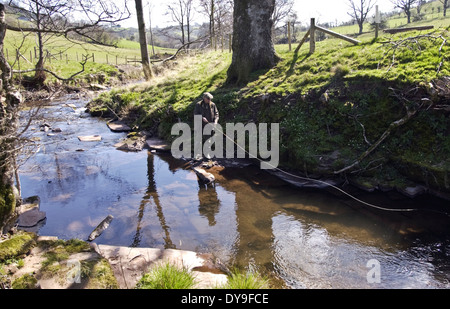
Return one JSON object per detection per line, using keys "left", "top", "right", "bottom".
{"left": 89, "top": 84, "right": 108, "bottom": 91}
{"left": 78, "top": 135, "right": 102, "bottom": 142}
{"left": 17, "top": 196, "right": 46, "bottom": 232}
{"left": 107, "top": 121, "right": 131, "bottom": 132}
{"left": 94, "top": 244, "right": 228, "bottom": 289}
{"left": 115, "top": 137, "right": 146, "bottom": 152}
{"left": 146, "top": 138, "right": 171, "bottom": 153}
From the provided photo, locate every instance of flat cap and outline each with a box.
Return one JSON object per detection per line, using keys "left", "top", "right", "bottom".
{"left": 203, "top": 92, "right": 214, "bottom": 99}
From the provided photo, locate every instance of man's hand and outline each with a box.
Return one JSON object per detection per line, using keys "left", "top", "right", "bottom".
{"left": 202, "top": 117, "right": 209, "bottom": 124}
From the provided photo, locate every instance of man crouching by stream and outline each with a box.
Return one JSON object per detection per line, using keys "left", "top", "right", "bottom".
{"left": 194, "top": 92, "right": 219, "bottom": 127}
{"left": 194, "top": 93, "right": 220, "bottom": 160}
{"left": 170, "top": 92, "right": 280, "bottom": 169}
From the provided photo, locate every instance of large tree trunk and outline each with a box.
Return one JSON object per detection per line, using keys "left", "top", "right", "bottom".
{"left": 0, "top": 4, "right": 22, "bottom": 231}
{"left": 135, "top": 0, "right": 153, "bottom": 81}
{"left": 227, "top": 0, "right": 279, "bottom": 85}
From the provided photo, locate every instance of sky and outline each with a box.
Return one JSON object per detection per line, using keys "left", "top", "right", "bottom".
{"left": 118, "top": 0, "right": 398, "bottom": 29}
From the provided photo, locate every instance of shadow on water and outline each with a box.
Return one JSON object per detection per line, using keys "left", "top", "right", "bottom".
{"left": 19, "top": 96, "right": 450, "bottom": 289}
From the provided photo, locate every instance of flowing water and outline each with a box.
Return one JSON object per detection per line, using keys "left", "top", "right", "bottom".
{"left": 19, "top": 95, "right": 450, "bottom": 289}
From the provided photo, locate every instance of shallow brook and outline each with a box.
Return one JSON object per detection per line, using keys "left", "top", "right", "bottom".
{"left": 19, "top": 96, "right": 450, "bottom": 289}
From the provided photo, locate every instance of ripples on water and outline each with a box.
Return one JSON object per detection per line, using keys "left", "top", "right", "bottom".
{"left": 19, "top": 97, "right": 450, "bottom": 289}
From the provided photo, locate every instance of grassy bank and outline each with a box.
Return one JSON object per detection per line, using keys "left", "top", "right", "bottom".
{"left": 88, "top": 26, "right": 449, "bottom": 195}
{"left": 4, "top": 30, "right": 175, "bottom": 86}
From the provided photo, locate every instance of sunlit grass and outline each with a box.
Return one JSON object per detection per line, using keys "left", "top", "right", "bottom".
{"left": 219, "top": 269, "right": 269, "bottom": 289}
{"left": 135, "top": 263, "right": 197, "bottom": 289}
{"left": 4, "top": 30, "right": 176, "bottom": 83}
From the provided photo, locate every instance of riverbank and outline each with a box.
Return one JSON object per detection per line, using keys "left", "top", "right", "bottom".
{"left": 8, "top": 101, "right": 450, "bottom": 289}
{"left": 0, "top": 231, "right": 229, "bottom": 289}
{"left": 2, "top": 32, "right": 450, "bottom": 289}
{"left": 86, "top": 31, "right": 450, "bottom": 203}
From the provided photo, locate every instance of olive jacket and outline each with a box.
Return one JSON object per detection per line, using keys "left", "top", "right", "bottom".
{"left": 194, "top": 100, "right": 219, "bottom": 124}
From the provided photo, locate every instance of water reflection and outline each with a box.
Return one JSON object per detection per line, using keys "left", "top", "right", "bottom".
{"left": 132, "top": 154, "right": 175, "bottom": 249}
{"left": 198, "top": 185, "right": 221, "bottom": 226}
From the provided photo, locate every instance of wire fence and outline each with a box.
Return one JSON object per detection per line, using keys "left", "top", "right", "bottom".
{"left": 5, "top": 34, "right": 234, "bottom": 70}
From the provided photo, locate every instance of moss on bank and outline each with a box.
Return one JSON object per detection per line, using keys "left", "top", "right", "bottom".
{"left": 0, "top": 232, "right": 35, "bottom": 261}
{"left": 35, "top": 238, "right": 119, "bottom": 289}
{"left": 1, "top": 236, "right": 118, "bottom": 289}
{"left": 0, "top": 184, "right": 16, "bottom": 229}
{"left": 87, "top": 28, "right": 450, "bottom": 194}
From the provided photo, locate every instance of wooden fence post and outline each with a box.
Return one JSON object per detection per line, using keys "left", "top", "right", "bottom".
{"left": 310, "top": 18, "right": 316, "bottom": 54}
{"left": 294, "top": 29, "right": 310, "bottom": 53}
{"left": 375, "top": 5, "right": 380, "bottom": 39}
{"left": 92, "top": 53, "right": 95, "bottom": 63}
{"left": 288, "top": 21, "right": 292, "bottom": 51}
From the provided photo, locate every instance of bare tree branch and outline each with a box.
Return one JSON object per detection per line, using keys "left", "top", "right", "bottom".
{"left": 12, "top": 55, "right": 90, "bottom": 81}
{"left": 335, "top": 87, "right": 424, "bottom": 175}
{"left": 347, "top": 0, "right": 375, "bottom": 34}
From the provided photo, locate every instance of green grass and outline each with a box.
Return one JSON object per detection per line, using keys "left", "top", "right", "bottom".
{"left": 4, "top": 30, "right": 175, "bottom": 84}
{"left": 12, "top": 274, "right": 38, "bottom": 289}
{"left": 136, "top": 263, "right": 197, "bottom": 289}
{"left": 0, "top": 232, "right": 36, "bottom": 262}
{"left": 326, "top": 0, "right": 450, "bottom": 36}
{"left": 219, "top": 269, "right": 269, "bottom": 289}
{"left": 116, "top": 39, "right": 174, "bottom": 54}
{"left": 135, "top": 263, "right": 271, "bottom": 289}
{"left": 88, "top": 22, "right": 449, "bottom": 193}
{"left": 89, "top": 50, "right": 233, "bottom": 136}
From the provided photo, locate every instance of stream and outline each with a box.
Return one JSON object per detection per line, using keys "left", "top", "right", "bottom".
{"left": 18, "top": 94, "right": 450, "bottom": 289}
